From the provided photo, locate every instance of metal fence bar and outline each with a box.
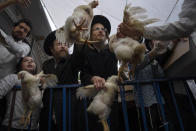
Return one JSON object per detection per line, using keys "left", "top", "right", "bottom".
{"left": 28, "top": 116, "right": 32, "bottom": 131}
{"left": 52, "top": 84, "right": 81, "bottom": 88}
{"left": 153, "top": 82, "right": 169, "bottom": 131}
{"left": 48, "top": 88, "right": 53, "bottom": 131}
{"left": 107, "top": 117, "right": 111, "bottom": 129}
{"left": 184, "top": 81, "right": 196, "bottom": 120}
{"left": 63, "top": 88, "right": 67, "bottom": 131}
{"left": 168, "top": 81, "right": 184, "bottom": 131}
{"left": 68, "top": 89, "right": 71, "bottom": 131}
{"left": 122, "top": 77, "right": 196, "bottom": 86}
{"left": 119, "top": 85, "right": 130, "bottom": 131}
{"left": 136, "top": 82, "right": 148, "bottom": 131}
{"left": 84, "top": 98, "right": 89, "bottom": 131}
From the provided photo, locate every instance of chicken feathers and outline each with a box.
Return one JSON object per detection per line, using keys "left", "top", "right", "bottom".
{"left": 109, "top": 4, "right": 158, "bottom": 80}
{"left": 76, "top": 75, "right": 119, "bottom": 131}
{"left": 55, "top": 1, "right": 99, "bottom": 46}
{"left": 18, "top": 71, "right": 58, "bottom": 127}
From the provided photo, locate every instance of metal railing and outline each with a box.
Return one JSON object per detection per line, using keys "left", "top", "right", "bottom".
{"left": 14, "top": 77, "right": 196, "bottom": 131}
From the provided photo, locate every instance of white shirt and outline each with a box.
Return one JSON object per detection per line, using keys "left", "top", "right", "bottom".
{"left": 0, "top": 29, "right": 30, "bottom": 79}
{"left": 186, "top": 80, "right": 196, "bottom": 100}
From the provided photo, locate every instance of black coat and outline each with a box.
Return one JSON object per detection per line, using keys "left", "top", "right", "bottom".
{"left": 39, "top": 45, "right": 86, "bottom": 131}
{"left": 80, "top": 44, "right": 119, "bottom": 131}
{"left": 81, "top": 45, "right": 118, "bottom": 85}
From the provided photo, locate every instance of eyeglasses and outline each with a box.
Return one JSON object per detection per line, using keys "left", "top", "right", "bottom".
{"left": 56, "top": 42, "right": 69, "bottom": 47}
{"left": 92, "top": 27, "right": 106, "bottom": 32}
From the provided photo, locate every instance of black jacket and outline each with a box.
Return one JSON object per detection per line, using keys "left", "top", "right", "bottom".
{"left": 81, "top": 45, "right": 118, "bottom": 85}
{"left": 39, "top": 44, "right": 85, "bottom": 131}
{"left": 80, "top": 44, "right": 119, "bottom": 131}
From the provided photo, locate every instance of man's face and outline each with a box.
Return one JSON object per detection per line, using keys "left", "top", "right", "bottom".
{"left": 12, "top": 22, "right": 31, "bottom": 41}
{"left": 91, "top": 23, "right": 106, "bottom": 42}
{"left": 50, "top": 40, "right": 69, "bottom": 60}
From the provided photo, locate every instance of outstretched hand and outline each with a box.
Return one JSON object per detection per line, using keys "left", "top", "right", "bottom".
{"left": 151, "top": 40, "right": 169, "bottom": 55}
{"left": 117, "top": 23, "right": 143, "bottom": 38}
{"left": 39, "top": 74, "right": 58, "bottom": 90}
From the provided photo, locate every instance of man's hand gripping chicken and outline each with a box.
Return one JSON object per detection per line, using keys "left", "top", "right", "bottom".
{"left": 109, "top": 4, "right": 158, "bottom": 81}
{"left": 55, "top": 1, "right": 100, "bottom": 47}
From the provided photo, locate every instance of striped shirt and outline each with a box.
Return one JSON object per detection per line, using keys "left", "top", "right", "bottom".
{"left": 130, "top": 55, "right": 164, "bottom": 107}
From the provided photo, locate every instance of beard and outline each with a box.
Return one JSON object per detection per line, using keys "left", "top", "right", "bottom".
{"left": 58, "top": 50, "right": 69, "bottom": 59}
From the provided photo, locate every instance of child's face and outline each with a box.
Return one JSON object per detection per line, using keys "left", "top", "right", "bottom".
{"left": 21, "top": 57, "right": 36, "bottom": 73}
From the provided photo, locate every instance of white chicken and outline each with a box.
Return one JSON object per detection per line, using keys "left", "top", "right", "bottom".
{"left": 109, "top": 4, "right": 158, "bottom": 80}
{"left": 55, "top": 0, "right": 99, "bottom": 47}
{"left": 76, "top": 75, "right": 119, "bottom": 131}
{"left": 123, "top": 4, "right": 159, "bottom": 39}
{"left": 18, "top": 71, "right": 58, "bottom": 126}
{"left": 109, "top": 35, "right": 146, "bottom": 80}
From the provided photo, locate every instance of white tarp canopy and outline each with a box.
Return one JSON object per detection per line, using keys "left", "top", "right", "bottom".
{"left": 42, "top": 0, "right": 183, "bottom": 35}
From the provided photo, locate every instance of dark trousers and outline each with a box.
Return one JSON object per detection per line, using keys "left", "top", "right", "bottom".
{"left": 126, "top": 101, "right": 140, "bottom": 131}
{"left": 137, "top": 104, "right": 166, "bottom": 131}
{"left": 0, "top": 97, "right": 6, "bottom": 125}
{"left": 39, "top": 89, "right": 87, "bottom": 131}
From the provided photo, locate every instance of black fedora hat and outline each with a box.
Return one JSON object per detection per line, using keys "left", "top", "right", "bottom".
{"left": 44, "top": 31, "right": 56, "bottom": 56}
{"left": 91, "top": 15, "right": 111, "bottom": 34}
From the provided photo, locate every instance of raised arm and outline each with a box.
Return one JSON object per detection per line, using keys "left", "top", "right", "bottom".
{"left": 0, "top": 0, "right": 31, "bottom": 12}
{"left": 118, "top": 0, "right": 196, "bottom": 41}
{"left": 144, "top": 0, "right": 196, "bottom": 40}
{"left": 0, "top": 0, "right": 15, "bottom": 12}
{"left": 70, "top": 44, "right": 85, "bottom": 72}
{"left": 4, "top": 36, "right": 30, "bottom": 57}
{"left": 0, "top": 29, "right": 30, "bottom": 57}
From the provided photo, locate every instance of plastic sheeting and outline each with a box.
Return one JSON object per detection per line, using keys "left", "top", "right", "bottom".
{"left": 42, "top": 0, "right": 183, "bottom": 35}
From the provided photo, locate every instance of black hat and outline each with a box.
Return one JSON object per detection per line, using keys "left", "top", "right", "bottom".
{"left": 91, "top": 15, "right": 111, "bottom": 34}
{"left": 44, "top": 31, "right": 56, "bottom": 56}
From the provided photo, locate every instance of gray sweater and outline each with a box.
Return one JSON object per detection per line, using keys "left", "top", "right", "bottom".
{"left": 132, "top": 55, "right": 164, "bottom": 107}
{"left": 144, "top": 0, "right": 196, "bottom": 40}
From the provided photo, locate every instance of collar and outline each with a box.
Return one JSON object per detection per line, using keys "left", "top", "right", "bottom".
{"left": 90, "top": 42, "right": 108, "bottom": 52}
{"left": 52, "top": 56, "right": 69, "bottom": 68}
